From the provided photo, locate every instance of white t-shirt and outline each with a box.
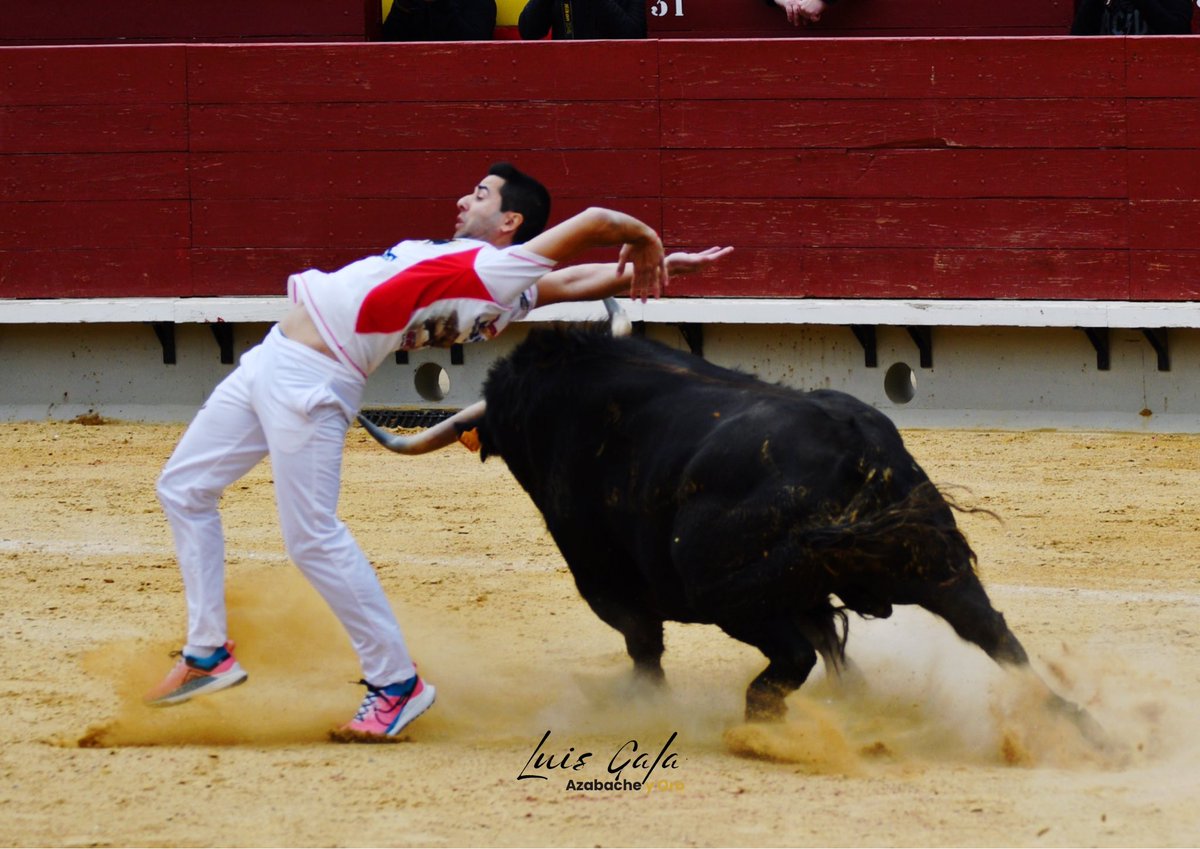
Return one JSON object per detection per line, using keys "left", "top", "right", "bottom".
{"left": 287, "top": 238, "right": 556, "bottom": 378}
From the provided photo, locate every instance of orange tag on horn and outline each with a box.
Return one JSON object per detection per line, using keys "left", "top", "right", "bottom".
{"left": 458, "top": 428, "right": 481, "bottom": 453}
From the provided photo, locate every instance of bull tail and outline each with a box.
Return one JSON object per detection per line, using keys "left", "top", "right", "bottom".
{"left": 798, "top": 601, "right": 850, "bottom": 680}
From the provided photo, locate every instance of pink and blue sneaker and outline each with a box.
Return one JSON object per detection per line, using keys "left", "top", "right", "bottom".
{"left": 144, "top": 641, "right": 248, "bottom": 706}
{"left": 332, "top": 675, "right": 435, "bottom": 742}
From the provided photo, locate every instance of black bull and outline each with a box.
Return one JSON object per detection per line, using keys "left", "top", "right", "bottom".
{"left": 362, "top": 323, "right": 1098, "bottom": 735}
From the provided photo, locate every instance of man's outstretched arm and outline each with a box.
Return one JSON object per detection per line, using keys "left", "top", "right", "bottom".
{"left": 535, "top": 246, "right": 734, "bottom": 308}
{"left": 522, "top": 207, "right": 667, "bottom": 304}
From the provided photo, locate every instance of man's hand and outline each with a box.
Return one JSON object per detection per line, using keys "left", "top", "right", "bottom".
{"left": 774, "top": 0, "right": 827, "bottom": 25}
{"left": 617, "top": 234, "right": 668, "bottom": 303}
{"left": 666, "top": 245, "right": 735, "bottom": 276}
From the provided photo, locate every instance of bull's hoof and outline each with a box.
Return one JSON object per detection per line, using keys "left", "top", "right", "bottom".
{"left": 1049, "top": 694, "right": 1111, "bottom": 751}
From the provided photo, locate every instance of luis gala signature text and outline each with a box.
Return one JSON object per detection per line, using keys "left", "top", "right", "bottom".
{"left": 518, "top": 730, "right": 682, "bottom": 791}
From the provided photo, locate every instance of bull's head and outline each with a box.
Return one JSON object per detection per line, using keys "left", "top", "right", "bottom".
{"left": 357, "top": 297, "right": 630, "bottom": 455}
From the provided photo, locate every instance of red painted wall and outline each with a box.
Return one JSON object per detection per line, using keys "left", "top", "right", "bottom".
{"left": 2, "top": 39, "right": 1198, "bottom": 300}
{"left": 0, "top": 0, "right": 378, "bottom": 44}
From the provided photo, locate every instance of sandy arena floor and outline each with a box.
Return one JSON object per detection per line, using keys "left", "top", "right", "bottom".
{"left": 1, "top": 420, "right": 1198, "bottom": 847}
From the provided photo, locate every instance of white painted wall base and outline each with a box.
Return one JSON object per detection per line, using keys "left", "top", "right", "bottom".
{"left": 3, "top": 311, "right": 1198, "bottom": 431}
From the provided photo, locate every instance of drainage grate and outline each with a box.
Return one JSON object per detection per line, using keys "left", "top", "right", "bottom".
{"left": 359, "top": 408, "right": 458, "bottom": 430}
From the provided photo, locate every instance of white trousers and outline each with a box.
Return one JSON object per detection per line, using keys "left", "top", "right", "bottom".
{"left": 156, "top": 325, "right": 416, "bottom": 686}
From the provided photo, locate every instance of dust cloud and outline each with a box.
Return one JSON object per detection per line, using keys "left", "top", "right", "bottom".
{"left": 76, "top": 567, "right": 1194, "bottom": 793}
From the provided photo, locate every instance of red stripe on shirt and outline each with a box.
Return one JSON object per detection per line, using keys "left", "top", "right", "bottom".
{"left": 355, "top": 247, "right": 491, "bottom": 334}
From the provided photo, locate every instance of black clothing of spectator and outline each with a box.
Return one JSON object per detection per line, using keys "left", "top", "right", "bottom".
{"left": 382, "top": 0, "right": 497, "bottom": 40}
{"left": 1070, "top": 0, "right": 1193, "bottom": 33}
{"left": 517, "top": 0, "right": 646, "bottom": 39}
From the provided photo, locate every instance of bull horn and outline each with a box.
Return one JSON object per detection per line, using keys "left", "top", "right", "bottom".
{"left": 603, "top": 297, "right": 633, "bottom": 338}
{"left": 357, "top": 400, "right": 486, "bottom": 455}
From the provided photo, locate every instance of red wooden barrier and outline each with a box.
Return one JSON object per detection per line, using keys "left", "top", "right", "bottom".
{"left": 2, "top": 39, "right": 1198, "bottom": 301}
{"left": 0, "top": 0, "right": 378, "bottom": 44}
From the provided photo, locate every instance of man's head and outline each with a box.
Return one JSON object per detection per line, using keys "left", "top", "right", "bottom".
{"left": 454, "top": 162, "right": 551, "bottom": 247}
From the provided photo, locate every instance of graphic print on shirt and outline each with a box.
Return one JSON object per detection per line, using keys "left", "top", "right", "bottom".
{"left": 356, "top": 247, "right": 503, "bottom": 348}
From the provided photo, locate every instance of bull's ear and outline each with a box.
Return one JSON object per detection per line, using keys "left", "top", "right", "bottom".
{"left": 603, "top": 297, "right": 633, "bottom": 337}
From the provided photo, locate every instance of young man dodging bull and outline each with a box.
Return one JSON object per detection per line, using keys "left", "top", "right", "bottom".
{"left": 146, "top": 162, "right": 730, "bottom": 741}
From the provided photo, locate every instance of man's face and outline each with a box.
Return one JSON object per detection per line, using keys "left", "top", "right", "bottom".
{"left": 454, "top": 174, "right": 518, "bottom": 246}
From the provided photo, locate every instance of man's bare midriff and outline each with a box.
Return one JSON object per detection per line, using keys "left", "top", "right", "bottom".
{"left": 278, "top": 302, "right": 337, "bottom": 360}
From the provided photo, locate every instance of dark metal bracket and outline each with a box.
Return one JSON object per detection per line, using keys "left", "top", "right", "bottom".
{"left": 1142, "top": 328, "right": 1170, "bottom": 372}
{"left": 678, "top": 323, "right": 704, "bottom": 357}
{"left": 1080, "top": 327, "right": 1110, "bottom": 371}
{"left": 151, "top": 322, "right": 177, "bottom": 365}
{"left": 906, "top": 326, "right": 933, "bottom": 369}
{"left": 209, "top": 322, "right": 235, "bottom": 365}
{"left": 850, "top": 324, "right": 878, "bottom": 368}
{"left": 395, "top": 346, "right": 463, "bottom": 366}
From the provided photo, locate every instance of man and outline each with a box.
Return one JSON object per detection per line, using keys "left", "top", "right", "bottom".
{"left": 517, "top": 0, "right": 646, "bottom": 39}
{"left": 146, "top": 162, "right": 728, "bottom": 742}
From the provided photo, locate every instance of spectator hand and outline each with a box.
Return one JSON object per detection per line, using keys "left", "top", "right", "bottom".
{"left": 774, "top": 0, "right": 827, "bottom": 25}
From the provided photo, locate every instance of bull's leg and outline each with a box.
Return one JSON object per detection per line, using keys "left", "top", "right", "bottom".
{"left": 618, "top": 612, "right": 667, "bottom": 684}
{"left": 917, "top": 572, "right": 1109, "bottom": 747}
{"left": 916, "top": 572, "right": 1030, "bottom": 668}
{"left": 576, "top": 589, "right": 667, "bottom": 683}
{"left": 721, "top": 618, "right": 821, "bottom": 722}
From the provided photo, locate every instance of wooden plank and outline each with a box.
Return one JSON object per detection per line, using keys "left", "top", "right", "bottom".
{"left": 1129, "top": 151, "right": 1200, "bottom": 200}
{"left": 1130, "top": 201, "right": 1200, "bottom": 251}
{"left": 0, "top": 153, "right": 188, "bottom": 201}
{"left": 174, "top": 0, "right": 371, "bottom": 39}
{"left": 0, "top": 0, "right": 180, "bottom": 41}
{"left": 0, "top": 201, "right": 190, "bottom": 250}
{"left": 0, "top": 0, "right": 369, "bottom": 43}
{"left": 662, "top": 149, "right": 1128, "bottom": 199}
{"left": 190, "top": 249, "right": 358, "bottom": 296}
{"left": 663, "top": 199, "right": 1128, "bottom": 249}
{"left": 659, "top": 38, "right": 1123, "bottom": 100}
{"left": 0, "top": 249, "right": 190, "bottom": 298}
{"left": 189, "top": 150, "right": 661, "bottom": 201}
{"left": 1127, "top": 38, "right": 1200, "bottom": 97}
{"left": 662, "top": 248, "right": 1131, "bottom": 299}
{"left": 190, "top": 200, "right": 662, "bottom": 296}
{"left": 186, "top": 42, "right": 657, "bottom": 104}
{"left": 0, "top": 105, "right": 188, "bottom": 154}
{"left": 661, "top": 98, "right": 1125, "bottom": 149}
{"left": 1130, "top": 252, "right": 1200, "bottom": 300}
{"left": 0, "top": 46, "right": 185, "bottom": 105}
{"left": 188, "top": 101, "right": 660, "bottom": 152}
{"left": 648, "top": 0, "right": 1073, "bottom": 35}
{"left": 1128, "top": 99, "right": 1200, "bottom": 148}
{"left": 193, "top": 199, "right": 453, "bottom": 248}
{"left": 193, "top": 197, "right": 663, "bottom": 249}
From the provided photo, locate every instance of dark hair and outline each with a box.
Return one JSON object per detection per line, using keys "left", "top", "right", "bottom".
{"left": 487, "top": 162, "right": 551, "bottom": 244}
